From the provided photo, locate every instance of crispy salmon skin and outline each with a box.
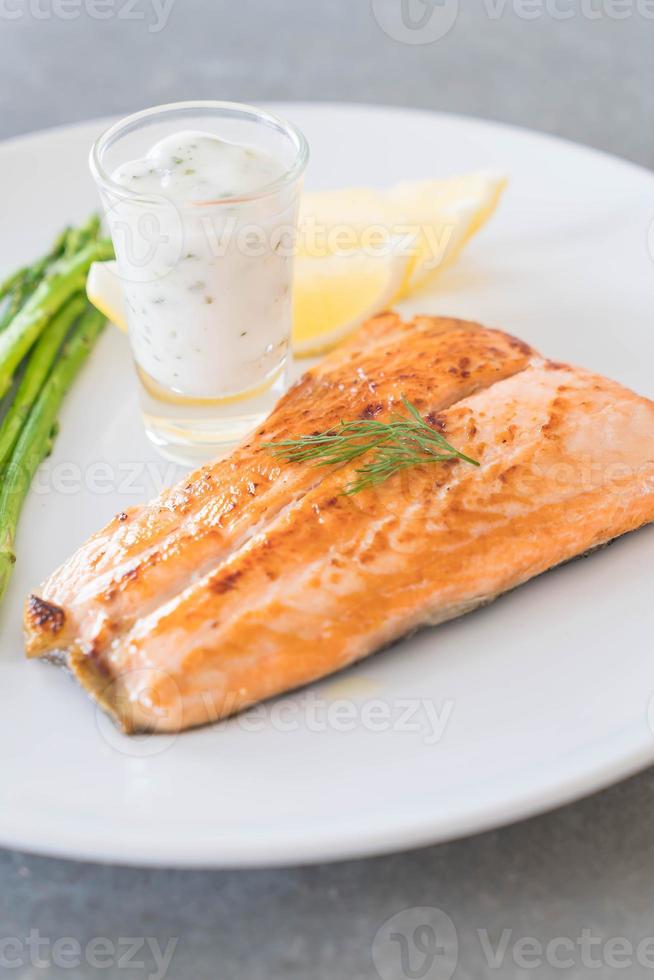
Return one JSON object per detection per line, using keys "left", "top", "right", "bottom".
{"left": 24, "top": 314, "right": 654, "bottom": 733}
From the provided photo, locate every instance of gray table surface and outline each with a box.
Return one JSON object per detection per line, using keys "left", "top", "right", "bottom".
{"left": 1, "top": 2, "right": 653, "bottom": 978}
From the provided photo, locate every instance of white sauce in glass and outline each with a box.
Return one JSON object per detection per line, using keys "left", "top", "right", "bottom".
{"left": 108, "top": 130, "right": 296, "bottom": 399}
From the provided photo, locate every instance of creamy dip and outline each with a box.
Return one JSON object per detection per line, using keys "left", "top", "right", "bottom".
{"left": 108, "top": 130, "right": 296, "bottom": 399}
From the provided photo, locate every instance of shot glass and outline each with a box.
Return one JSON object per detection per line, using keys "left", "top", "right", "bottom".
{"left": 90, "top": 100, "right": 309, "bottom": 464}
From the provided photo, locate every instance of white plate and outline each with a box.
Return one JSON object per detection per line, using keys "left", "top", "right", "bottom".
{"left": 1, "top": 104, "right": 654, "bottom": 868}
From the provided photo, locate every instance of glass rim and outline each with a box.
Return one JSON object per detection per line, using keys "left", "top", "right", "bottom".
{"left": 89, "top": 100, "right": 310, "bottom": 208}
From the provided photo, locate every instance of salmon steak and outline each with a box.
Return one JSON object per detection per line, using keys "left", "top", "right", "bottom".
{"left": 24, "top": 313, "right": 654, "bottom": 733}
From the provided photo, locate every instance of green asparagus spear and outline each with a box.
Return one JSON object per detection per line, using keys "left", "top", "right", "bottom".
{"left": 0, "top": 239, "right": 112, "bottom": 399}
{"left": 0, "top": 306, "right": 106, "bottom": 601}
{"left": 0, "top": 225, "right": 71, "bottom": 325}
{"left": 0, "top": 294, "right": 86, "bottom": 469}
{"left": 63, "top": 213, "right": 101, "bottom": 256}
{"left": 13, "top": 226, "right": 72, "bottom": 300}
{"left": 0, "top": 267, "right": 27, "bottom": 304}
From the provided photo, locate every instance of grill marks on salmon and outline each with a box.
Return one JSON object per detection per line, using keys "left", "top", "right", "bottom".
{"left": 24, "top": 315, "right": 654, "bottom": 733}
{"left": 25, "top": 315, "right": 532, "bottom": 662}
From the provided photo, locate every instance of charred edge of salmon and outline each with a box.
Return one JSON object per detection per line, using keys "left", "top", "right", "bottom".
{"left": 25, "top": 594, "right": 66, "bottom": 647}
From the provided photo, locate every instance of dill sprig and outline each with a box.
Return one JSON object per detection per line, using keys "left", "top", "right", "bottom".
{"left": 265, "top": 396, "right": 479, "bottom": 495}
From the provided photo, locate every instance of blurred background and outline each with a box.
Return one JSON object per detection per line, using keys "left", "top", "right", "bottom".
{"left": 1, "top": 0, "right": 652, "bottom": 168}
{"left": 2, "top": 2, "right": 654, "bottom": 979}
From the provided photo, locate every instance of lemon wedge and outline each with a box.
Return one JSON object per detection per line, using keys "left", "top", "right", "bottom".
{"left": 86, "top": 173, "right": 506, "bottom": 357}
{"left": 299, "top": 172, "right": 507, "bottom": 297}
{"left": 292, "top": 239, "right": 412, "bottom": 357}
{"left": 86, "top": 260, "right": 127, "bottom": 333}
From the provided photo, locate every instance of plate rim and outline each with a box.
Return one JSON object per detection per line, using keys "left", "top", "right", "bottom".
{"left": 0, "top": 725, "right": 652, "bottom": 868}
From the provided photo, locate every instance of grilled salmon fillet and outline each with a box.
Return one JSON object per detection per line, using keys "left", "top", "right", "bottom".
{"left": 24, "top": 314, "right": 654, "bottom": 733}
